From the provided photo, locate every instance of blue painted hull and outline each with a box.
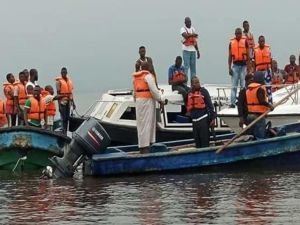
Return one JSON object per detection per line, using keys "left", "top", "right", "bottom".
{"left": 83, "top": 131, "right": 300, "bottom": 176}
{"left": 0, "top": 127, "right": 71, "bottom": 170}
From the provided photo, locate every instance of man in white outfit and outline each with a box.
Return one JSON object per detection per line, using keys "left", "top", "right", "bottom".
{"left": 133, "top": 61, "right": 167, "bottom": 154}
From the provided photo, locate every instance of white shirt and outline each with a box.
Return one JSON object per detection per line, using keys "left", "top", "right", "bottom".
{"left": 180, "top": 26, "right": 197, "bottom": 52}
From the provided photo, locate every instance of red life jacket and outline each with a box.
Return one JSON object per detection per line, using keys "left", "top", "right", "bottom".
{"left": 187, "top": 91, "right": 206, "bottom": 112}
{"left": 171, "top": 70, "right": 186, "bottom": 83}
{"left": 182, "top": 28, "right": 197, "bottom": 46}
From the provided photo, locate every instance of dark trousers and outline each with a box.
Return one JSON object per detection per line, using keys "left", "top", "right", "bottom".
{"left": 59, "top": 102, "right": 71, "bottom": 134}
{"left": 172, "top": 84, "right": 190, "bottom": 103}
{"left": 192, "top": 116, "right": 209, "bottom": 148}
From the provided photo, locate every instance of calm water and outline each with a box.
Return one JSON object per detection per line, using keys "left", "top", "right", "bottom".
{"left": 0, "top": 169, "right": 300, "bottom": 225}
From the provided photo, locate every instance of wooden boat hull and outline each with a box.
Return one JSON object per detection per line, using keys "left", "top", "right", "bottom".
{"left": 83, "top": 131, "right": 300, "bottom": 177}
{"left": 0, "top": 127, "right": 70, "bottom": 171}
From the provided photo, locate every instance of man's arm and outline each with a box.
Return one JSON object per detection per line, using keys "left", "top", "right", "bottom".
{"left": 228, "top": 43, "right": 233, "bottom": 75}
{"left": 145, "top": 74, "right": 163, "bottom": 103}
{"left": 23, "top": 99, "right": 31, "bottom": 126}
{"left": 168, "top": 66, "right": 173, "bottom": 85}
{"left": 257, "top": 88, "right": 273, "bottom": 109}
{"left": 202, "top": 88, "right": 216, "bottom": 121}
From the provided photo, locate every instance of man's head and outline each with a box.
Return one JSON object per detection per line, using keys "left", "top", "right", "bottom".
{"left": 258, "top": 35, "right": 265, "bottom": 48}
{"left": 290, "top": 55, "right": 296, "bottom": 65}
{"left": 245, "top": 74, "right": 253, "bottom": 87}
{"left": 138, "top": 46, "right": 146, "bottom": 58}
{"left": 19, "top": 71, "right": 26, "bottom": 83}
{"left": 45, "top": 85, "right": 54, "bottom": 95}
{"left": 27, "top": 85, "right": 34, "bottom": 95}
{"left": 23, "top": 69, "right": 29, "bottom": 81}
{"left": 61, "top": 67, "right": 68, "bottom": 79}
{"left": 253, "top": 71, "right": 265, "bottom": 84}
{"left": 235, "top": 28, "right": 243, "bottom": 41}
{"left": 33, "top": 85, "right": 41, "bottom": 99}
{"left": 184, "top": 17, "right": 191, "bottom": 28}
{"left": 175, "top": 56, "right": 182, "bottom": 67}
{"left": 242, "top": 20, "right": 249, "bottom": 32}
{"left": 191, "top": 76, "right": 200, "bottom": 91}
{"left": 6, "top": 73, "right": 15, "bottom": 83}
{"left": 272, "top": 60, "right": 278, "bottom": 70}
{"left": 29, "top": 68, "right": 38, "bottom": 82}
{"left": 140, "top": 61, "right": 149, "bottom": 71}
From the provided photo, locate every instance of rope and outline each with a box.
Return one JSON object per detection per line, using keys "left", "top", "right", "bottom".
{"left": 12, "top": 156, "right": 27, "bottom": 172}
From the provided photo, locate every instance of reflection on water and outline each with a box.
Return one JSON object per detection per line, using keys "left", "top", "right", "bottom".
{"left": 0, "top": 170, "right": 300, "bottom": 224}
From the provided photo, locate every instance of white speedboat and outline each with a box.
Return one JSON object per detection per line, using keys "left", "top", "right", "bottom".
{"left": 70, "top": 84, "right": 233, "bottom": 144}
{"left": 218, "top": 83, "right": 300, "bottom": 133}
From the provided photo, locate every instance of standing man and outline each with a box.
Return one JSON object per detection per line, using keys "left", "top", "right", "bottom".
{"left": 271, "top": 60, "right": 286, "bottom": 92}
{"left": 186, "top": 76, "right": 216, "bottom": 148}
{"left": 284, "top": 55, "right": 299, "bottom": 84}
{"left": 242, "top": 20, "right": 255, "bottom": 72}
{"left": 14, "top": 71, "right": 27, "bottom": 125}
{"left": 56, "top": 67, "right": 75, "bottom": 134}
{"left": 180, "top": 17, "right": 200, "bottom": 81}
{"left": 228, "top": 28, "right": 249, "bottom": 108}
{"left": 42, "top": 85, "right": 60, "bottom": 131}
{"left": 133, "top": 61, "right": 167, "bottom": 154}
{"left": 246, "top": 71, "right": 274, "bottom": 139}
{"left": 3, "top": 73, "right": 16, "bottom": 127}
{"left": 26, "top": 68, "right": 38, "bottom": 94}
{"left": 168, "top": 56, "right": 190, "bottom": 103}
{"left": 24, "top": 86, "right": 47, "bottom": 128}
{"left": 254, "top": 35, "right": 272, "bottom": 103}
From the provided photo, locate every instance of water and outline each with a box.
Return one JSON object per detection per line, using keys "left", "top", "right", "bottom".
{"left": 0, "top": 170, "right": 300, "bottom": 225}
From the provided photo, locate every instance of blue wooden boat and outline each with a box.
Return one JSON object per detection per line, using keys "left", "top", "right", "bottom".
{"left": 83, "top": 123, "right": 300, "bottom": 176}
{"left": 0, "top": 127, "right": 71, "bottom": 171}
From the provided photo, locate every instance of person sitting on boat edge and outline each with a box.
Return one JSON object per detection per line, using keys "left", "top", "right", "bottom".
{"left": 246, "top": 71, "right": 274, "bottom": 139}
{"left": 133, "top": 61, "right": 168, "bottom": 154}
{"left": 3, "top": 73, "right": 17, "bottom": 127}
{"left": 168, "top": 56, "right": 190, "bottom": 106}
{"left": 24, "top": 86, "right": 47, "bottom": 128}
{"left": 186, "top": 76, "right": 216, "bottom": 148}
{"left": 237, "top": 74, "right": 254, "bottom": 128}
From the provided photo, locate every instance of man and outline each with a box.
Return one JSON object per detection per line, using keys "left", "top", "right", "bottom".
{"left": 23, "top": 69, "right": 30, "bottom": 82}
{"left": 26, "top": 68, "right": 38, "bottom": 94}
{"left": 14, "top": 71, "right": 27, "bottom": 125}
{"left": 56, "top": 67, "right": 75, "bottom": 134}
{"left": 0, "top": 98, "right": 6, "bottom": 127}
{"left": 246, "top": 71, "right": 274, "bottom": 139}
{"left": 271, "top": 60, "right": 286, "bottom": 92}
{"left": 228, "top": 27, "right": 249, "bottom": 108}
{"left": 254, "top": 35, "right": 272, "bottom": 103}
{"left": 3, "top": 73, "right": 16, "bottom": 127}
{"left": 180, "top": 17, "right": 200, "bottom": 81}
{"left": 284, "top": 55, "right": 299, "bottom": 84}
{"left": 186, "top": 76, "right": 216, "bottom": 148}
{"left": 133, "top": 61, "right": 167, "bottom": 154}
{"left": 237, "top": 74, "right": 254, "bottom": 128}
{"left": 242, "top": 20, "right": 255, "bottom": 72}
{"left": 24, "top": 86, "right": 47, "bottom": 128}
{"left": 168, "top": 56, "right": 190, "bottom": 103}
{"left": 42, "top": 85, "right": 60, "bottom": 131}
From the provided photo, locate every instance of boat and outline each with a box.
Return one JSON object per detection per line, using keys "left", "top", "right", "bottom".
{"left": 218, "top": 83, "right": 300, "bottom": 133}
{"left": 69, "top": 84, "right": 233, "bottom": 145}
{"left": 82, "top": 122, "right": 300, "bottom": 177}
{"left": 0, "top": 126, "right": 71, "bottom": 171}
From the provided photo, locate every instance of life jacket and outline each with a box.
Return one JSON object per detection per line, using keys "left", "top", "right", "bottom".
{"left": 3, "top": 82, "right": 15, "bottom": 106}
{"left": 171, "top": 70, "right": 186, "bottom": 83}
{"left": 230, "top": 37, "right": 248, "bottom": 62}
{"left": 187, "top": 90, "right": 206, "bottom": 112}
{"left": 15, "top": 81, "right": 27, "bottom": 106}
{"left": 271, "top": 75, "right": 283, "bottom": 92}
{"left": 27, "top": 96, "right": 46, "bottom": 121}
{"left": 182, "top": 28, "right": 197, "bottom": 46}
{"left": 0, "top": 99, "right": 6, "bottom": 127}
{"left": 243, "top": 32, "right": 255, "bottom": 49}
{"left": 285, "top": 65, "right": 299, "bottom": 84}
{"left": 41, "top": 90, "right": 56, "bottom": 116}
{"left": 132, "top": 70, "right": 152, "bottom": 99}
{"left": 56, "top": 76, "right": 73, "bottom": 101}
{"left": 246, "top": 83, "right": 269, "bottom": 113}
{"left": 254, "top": 45, "right": 271, "bottom": 71}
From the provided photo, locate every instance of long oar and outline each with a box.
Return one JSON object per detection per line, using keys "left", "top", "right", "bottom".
{"left": 216, "top": 86, "right": 300, "bottom": 154}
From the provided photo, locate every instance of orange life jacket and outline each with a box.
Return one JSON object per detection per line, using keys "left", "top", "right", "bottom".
{"left": 254, "top": 45, "right": 271, "bottom": 71}
{"left": 187, "top": 91, "right": 206, "bottom": 112}
{"left": 15, "top": 81, "right": 27, "bottom": 106}
{"left": 41, "top": 90, "right": 56, "bottom": 116}
{"left": 171, "top": 70, "right": 186, "bottom": 83}
{"left": 246, "top": 83, "right": 269, "bottom": 113}
{"left": 56, "top": 76, "right": 73, "bottom": 101}
{"left": 132, "top": 70, "right": 152, "bottom": 99}
{"left": 182, "top": 28, "right": 197, "bottom": 46}
{"left": 0, "top": 99, "right": 6, "bottom": 127}
{"left": 271, "top": 75, "right": 283, "bottom": 92}
{"left": 285, "top": 65, "right": 299, "bottom": 84}
{"left": 230, "top": 37, "right": 248, "bottom": 62}
{"left": 27, "top": 96, "right": 46, "bottom": 121}
{"left": 3, "top": 82, "right": 15, "bottom": 106}
{"left": 243, "top": 32, "right": 255, "bottom": 49}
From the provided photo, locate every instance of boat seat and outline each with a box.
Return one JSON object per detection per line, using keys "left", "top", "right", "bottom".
{"left": 176, "top": 115, "right": 190, "bottom": 123}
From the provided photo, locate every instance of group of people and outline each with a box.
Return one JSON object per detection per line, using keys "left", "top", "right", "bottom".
{"left": 1, "top": 67, "right": 75, "bottom": 134}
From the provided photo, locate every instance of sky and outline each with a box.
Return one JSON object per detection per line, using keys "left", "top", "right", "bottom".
{"left": 0, "top": 0, "right": 299, "bottom": 112}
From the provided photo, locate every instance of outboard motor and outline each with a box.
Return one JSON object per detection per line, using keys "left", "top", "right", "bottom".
{"left": 49, "top": 117, "right": 111, "bottom": 178}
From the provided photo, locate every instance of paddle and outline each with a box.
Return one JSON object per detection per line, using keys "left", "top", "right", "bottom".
{"left": 216, "top": 85, "right": 300, "bottom": 154}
